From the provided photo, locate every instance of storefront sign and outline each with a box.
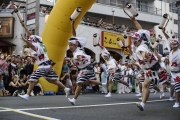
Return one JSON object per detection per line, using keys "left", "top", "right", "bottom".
{"left": 101, "top": 31, "right": 130, "bottom": 50}
{"left": 27, "top": 13, "right": 36, "bottom": 21}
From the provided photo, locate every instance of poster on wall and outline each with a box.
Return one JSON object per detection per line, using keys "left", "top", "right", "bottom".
{"left": 0, "top": 17, "right": 14, "bottom": 39}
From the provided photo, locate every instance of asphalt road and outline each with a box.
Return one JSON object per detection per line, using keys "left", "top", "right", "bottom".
{"left": 0, "top": 93, "right": 180, "bottom": 120}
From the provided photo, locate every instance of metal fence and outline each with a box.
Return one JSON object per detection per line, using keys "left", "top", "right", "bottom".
{"left": 0, "top": 8, "right": 25, "bottom": 13}
{"left": 96, "top": 0, "right": 162, "bottom": 16}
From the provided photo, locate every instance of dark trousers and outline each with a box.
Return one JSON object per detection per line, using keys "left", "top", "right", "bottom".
{"left": 93, "top": 85, "right": 99, "bottom": 92}
{"left": 33, "top": 86, "right": 41, "bottom": 95}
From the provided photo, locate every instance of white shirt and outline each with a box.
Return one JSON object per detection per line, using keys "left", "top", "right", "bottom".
{"left": 118, "top": 64, "right": 126, "bottom": 75}
{"left": 31, "top": 42, "right": 49, "bottom": 65}
{"left": 72, "top": 48, "right": 91, "bottom": 69}
{"left": 135, "top": 43, "right": 158, "bottom": 69}
{"left": 106, "top": 59, "right": 117, "bottom": 73}
{"left": 169, "top": 49, "right": 180, "bottom": 72}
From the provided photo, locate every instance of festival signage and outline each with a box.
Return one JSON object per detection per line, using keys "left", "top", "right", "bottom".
{"left": 101, "top": 31, "right": 130, "bottom": 50}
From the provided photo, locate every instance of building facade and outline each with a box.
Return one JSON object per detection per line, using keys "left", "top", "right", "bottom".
{"left": 0, "top": 0, "right": 178, "bottom": 62}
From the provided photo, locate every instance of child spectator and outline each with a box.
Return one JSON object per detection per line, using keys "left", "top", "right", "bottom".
{"left": 8, "top": 75, "right": 21, "bottom": 96}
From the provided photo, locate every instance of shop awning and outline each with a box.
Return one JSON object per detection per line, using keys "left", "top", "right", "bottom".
{"left": 0, "top": 40, "right": 16, "bottom": 46}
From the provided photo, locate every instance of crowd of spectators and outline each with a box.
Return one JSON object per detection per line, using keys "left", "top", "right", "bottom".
{"left": 0, "top": 1, "right": 25, "bottom": 12}
{"left": 39, "top": 6, "right": 52, "bottom": 16}
{"left": 0, "top": 51, "right": 44, "bottom": 97}
{"left": 81, "top": 17, "right": 137, "bottom": 34}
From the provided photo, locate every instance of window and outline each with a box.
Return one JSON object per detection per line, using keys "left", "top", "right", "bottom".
{"left": 174, "top": 19, "right": 178, "bottom": 25}
{"left": 110, "top": 0, "right": 116, "bottom": 6}
{"left": 137, "top": 0, "right": 148, "bottom": 12}
{"left": 169, "top": 2, "right": 178, "bottom": 13}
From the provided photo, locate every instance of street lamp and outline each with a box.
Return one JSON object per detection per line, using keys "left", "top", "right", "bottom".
{"left": 112, "top": 8, "right": 115, "bottom": 24}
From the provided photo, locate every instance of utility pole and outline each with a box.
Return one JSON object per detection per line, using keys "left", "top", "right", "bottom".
{"left": 176, "top": 1, "right": 180, "bottom": 41}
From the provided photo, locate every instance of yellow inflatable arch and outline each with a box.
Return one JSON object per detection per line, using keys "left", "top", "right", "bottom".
{"left": 39, "top": 0, "right": 96, "bottom": 92}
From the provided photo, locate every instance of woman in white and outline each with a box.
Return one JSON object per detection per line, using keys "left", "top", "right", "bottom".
{"left": 94, "top": 62, "right": 101, "bottom": 82}
{"left": 97, "top": 44, "right": 131, "bottom": 97}
{"left": 117, "top": 60, "right": 126, "bottom": 94}
{"left": 123, "top": 62, "right": 133, "bottom": 93}
{"left": 68, "top": 20, "right": 105, "bottom": 105}
{"left": 100, "top": 61, "right": 108, "bottom": 94}
{"left": 94, "top": 62, "right": 101, "bottom": 92}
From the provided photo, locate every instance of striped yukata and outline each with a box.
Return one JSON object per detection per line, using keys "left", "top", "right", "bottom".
{"left": 76, "top": 63, "right": 96, "bottom": 83}
{"left": 109, "top": 67, "right": 122, "bottom": 82}
{"left": 137, "top": 70, "right": 157, "bottom": 89}
{"left": 137, "top": 69, "right": 145, "bottom": 83}
{"left": 136, "top": 44, "right": 168, "bottom": 89}
{"left": 29, "top": 42, "right": 58, "bottom": 81}
{"left": 72, "top": 48, "right": 95, "bottom": 83}
{"left": 29, "top": 60, "right": 58, "bottom": 81}
{"left": 169, "top": 49, "right": 180, "bottom": 92}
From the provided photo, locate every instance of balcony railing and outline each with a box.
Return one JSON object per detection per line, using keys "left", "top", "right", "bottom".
{"left": 96, "top": 0, "right": 162, "bottom": 16}
{"left": 136, "top": 3, "right": 162, "bottom": 16}
{"left": 0, "top": 8, "right": 25, "bottom": 13}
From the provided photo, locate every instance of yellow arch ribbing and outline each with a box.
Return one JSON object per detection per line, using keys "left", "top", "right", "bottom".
{"left": 39, "top": 0, "right": 96, "bottom": 92}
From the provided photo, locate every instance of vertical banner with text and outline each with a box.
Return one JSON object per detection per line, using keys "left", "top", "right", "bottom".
{"left": 26, "top": 0, "right": 40, "bottom": 35}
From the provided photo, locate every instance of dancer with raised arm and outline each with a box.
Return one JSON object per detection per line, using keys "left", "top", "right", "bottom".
{"left": 161, "top": 29, "right": 180, "bottom": 108}
{"left": 129, "top": 16, "right": 168, "bottom": 111}
{"left": 18, "top": 22, "right": 70, "bottom": 101}
{"left": 97, "top": 43, "right": 131, "bottom": 97}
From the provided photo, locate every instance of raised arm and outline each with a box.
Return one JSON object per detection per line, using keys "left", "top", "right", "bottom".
{"left": 21, "top": 22, "right": 32, "bottom": 37}
{"left": 130, "top": 16, "right": 142, "bottom": 30}
{"left": 162, "top": 28, "right": 170, "bottom": 40}
{"left": 20, "top": 34, "right": 36, "bottom": 51}
{"left": 71, "top": 20, "right": 76, "bottom": 37}
{"left": 153, "top": 48, "right": 162, "bottom": 61}
{"left": 127, "top": 45, "right": 133, "bottom": 55}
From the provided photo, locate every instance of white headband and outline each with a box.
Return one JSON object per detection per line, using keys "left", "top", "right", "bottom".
{"left": 68, "top": 37, "right": 87, "bottom": 48}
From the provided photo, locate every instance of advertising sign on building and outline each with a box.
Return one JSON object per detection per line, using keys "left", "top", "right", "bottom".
{"left": 101, "top": 31, "right": 130, "bottom": 49}
{"left": 26, "top": 0, "right": 40, "bottom": 35}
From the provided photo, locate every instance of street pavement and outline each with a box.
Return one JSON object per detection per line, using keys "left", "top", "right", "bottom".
{"left": 0, "top": 93, "right": 180, "bottom": 120}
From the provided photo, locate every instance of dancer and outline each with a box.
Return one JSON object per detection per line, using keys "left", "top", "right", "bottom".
{"left": 98, "top": 44, "right": 131, "bottom": 97}
{"left": 129, "top": 16, "right": 168, "bottom": 111}
{"left": 67, "top": 20, "right": 105, "bottom": 105}
{"left": 128, "top": 46, "right": 162, "bottom": 99}
{"left": 157, "top": 29, "right": 180, "bottom": 107}
{"left": 18, "top": 22, "right": 70, "bottom": 101}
